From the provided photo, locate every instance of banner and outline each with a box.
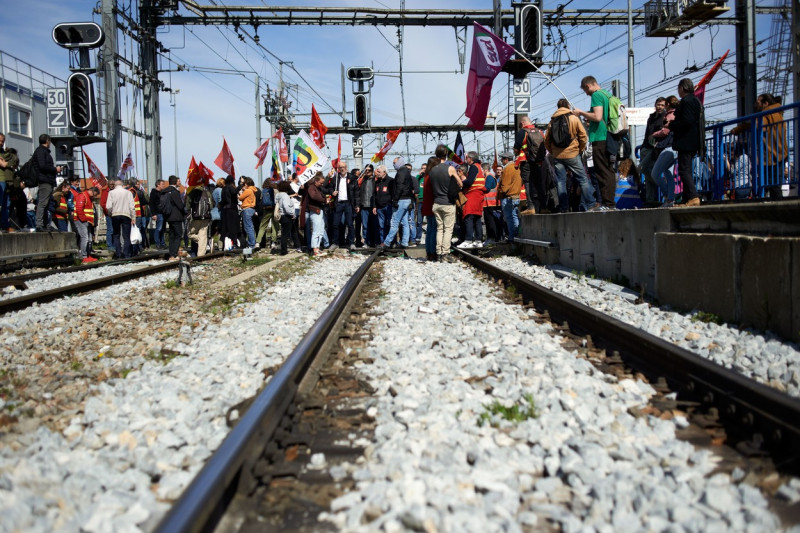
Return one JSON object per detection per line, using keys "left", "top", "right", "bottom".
{"left": 465, "top": 22, "right": 515, "bottom": 130}
{"left": 198, "top": 161, "right": 214, "bottom": 185}
{"left": 274, "top": 127, "right": 289, "bottom": 162}
{"left": 82, "top": 150, "right": 107, "bottom": 189}
{"left": 292, "top": 130, "right": 329, "bottom": 185}
{"left": 310, "top": 104, "right": 328, "bottom": 148}
{"left": 371, "top": 128, "right": 402, "bottom": 163}
{"left": 214, "top": 137, "right": 235, "bottom": 178}
{"left": 117, "top": 152, "right": 134, "bottom": 181}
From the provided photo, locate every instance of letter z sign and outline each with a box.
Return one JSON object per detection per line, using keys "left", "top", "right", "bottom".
{"left": 47, "top": 88, "right": 68, "bottom": 129}
{"left": 513, "top": 79, "right": 531, "bottom": 114}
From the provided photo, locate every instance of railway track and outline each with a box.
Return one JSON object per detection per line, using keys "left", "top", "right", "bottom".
{"left": 153, "top": 250, "right": 800, "bottom": 532}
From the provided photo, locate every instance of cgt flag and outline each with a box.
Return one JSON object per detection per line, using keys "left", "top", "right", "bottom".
{"left": 371, "top": 128, "right": 402, "bottom": 163}
{"left": 117, "top": 152, "right": 135, "bottom": 180}
{"left": 274, "top": 127, "right": 289, "bottom": 162}
{"left": 214, "top": 137, "right": 235, "bottom": 178}
{"left": 198, "top": 161, "right": 215, "bottom": 185}
{"left": 293, "top": 130, "right": 329, "bottom": 185}
{"left": 254, "top": 138, "right": 271, "bottom": 169}
{"left": 310, "top": 104, "right": 328, "bottom": 148}
{"left": 465, "top": 22, "right": 515, "bottom": 131}
{"left": 82, "top": 149, "right": 107, "bottom": 189}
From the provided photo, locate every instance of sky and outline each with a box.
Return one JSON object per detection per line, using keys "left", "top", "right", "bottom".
{"left": 0, "top": 0, "right": 784, "bottom": 185}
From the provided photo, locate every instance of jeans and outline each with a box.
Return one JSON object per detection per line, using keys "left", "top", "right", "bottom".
{"left": 154, "top": 213, "right": 166, "bottom": 247}
{"left": 55, "top": 218, "right": 69, "bottom": 232}
{"left": 553, "top": 155, "right": 595, "bottom": 212}
{"left": 112, "top": 215, "right": 132, "bottom": 258}
{"left": 35, "top": 183, "right": 54, "bottom": 230}
{"left": 74, "top": 220, "right": 90, "bottom": 258}
{"left": 332, "top": 201, "right": 354, "bottom": 246}
{"left": 651, "top": 148, "right": 677, "bottom": 201}
{"left": 501, "top": 197, "right": 520, "bottom": 241}
{"left": 464, "top": 214, "right": 483, "bottom": 242}
{"left": 384, "top": 199, "right": 412, "bottom": 247}
{"left": 425, "top": 215, "right": 437, "bottom": 255}
{"left": 0, "top": 181, "right": 8, "bottom": 230}
{"left": 310, "top": 210, "right": 325, "bottom": 249}
{"left": 241, "top": 207, "right": 256, "bottom": 247}
{"left": 106, "top": 215, "right": 116, "bottom": 251}
{"left": 376, "top": 204, "right": 392, "bottom": 243}
{"left": 407, "top": 204, "right": 417, "bottom": 242}
{"left": 432, "top": 204, "right": 456, "bottom": 256}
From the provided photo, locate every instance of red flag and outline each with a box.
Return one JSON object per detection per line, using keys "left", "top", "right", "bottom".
{"left": 310, "top": 104, "right": 328, "bottom": 148}
{"left": 82, "top": 149, "right": 107, "bottom": 189}
{"left": 117, "top": 152, "right": 135, "bottom": 180}
{"left": 198, "top": 161, "right": 215, "bottom": 184}
{"left": 331, "top": 135, "right": 342, "bottom": 170}
{"left": 371, "top": 128, "right": 402, "bottom": 163}
{"left": 254, "top": 138, "right": 271, "bottom": 169}
{"left": 186, "top": 156, "right": 202, "bottom": 190}
{"left": 273, "top": 127, "right": 289, "bottom": 163}
{"left": 214, "top": 137, "right": 236, "bottom": 177}
{"left": 694, "top": 50, "right": 730, "bottom": 105}
{"left": 492, "top": 152, "right": 500, "bottom": 175}
{"left": 465, "top": 22, "right": 515, "bottom": 131}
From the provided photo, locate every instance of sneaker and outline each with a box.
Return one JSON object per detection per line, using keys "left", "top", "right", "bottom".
{"left": 329, "top": 244, "right": 338, "bottom": 251}
{"left": 587, "top": 204, "right": 603, "bottom": 212}
{"left": 483, "top": 238, "right": 495, "bottom": 246}
{"left": 349, "top": 243, "right": 356, "bottom": 251}
{"left": 81, "top": 257, "right": 98, "bottom": 263}
{"left": 684, "top": 197, "right": 701, "bottom": 207}
{"left": 520, "top": 208, "right": 537, "bottom": 215}
{"left": 457, "top": 241, "right": 473, "bottom": 249}
{"left": 472, "top": 241, "right": 483, "bottom": 248}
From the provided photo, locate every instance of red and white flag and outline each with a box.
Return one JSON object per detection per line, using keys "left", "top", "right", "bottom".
{"left": 214, "top": 137, "right": 236, "bottom": 177}
{"left": 310, "top": 104, "right": 328, "bottom": 148}
{"left": 273, "top": 127, "right": 289, "bottom": 162}
{"left": 254, "top": 138, "right": 271, "bottom": 169}
{"left": 694, "top": 49, "right": 729, "bottom": 105}
{"left": 331, "top": 135, "right": 342, "bottom": 170}
{"left": 198, "top": 161, "right": 215, "bottom": 184}
{"left": 117, "top": 152, "right": 135, "bottom": 180}
{"left": 465, "top": 22, "right": 515, "bottom": 131}
{"left": 82, "top": 149, "right": 107, "bottom": 188}
{"left": 371, "top": 128, "right": 402, "bottom": 163}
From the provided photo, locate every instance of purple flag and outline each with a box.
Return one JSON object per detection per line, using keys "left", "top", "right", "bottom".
{"left": 465, "top": 22, "right": 515, "bottom": 131}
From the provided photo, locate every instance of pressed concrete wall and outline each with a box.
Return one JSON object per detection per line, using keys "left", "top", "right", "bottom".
{"left": 0, "top": 233, "right": 77, "bottom": 257}
{"left": 519, "top": 203, "right": 800, "bottom": 342}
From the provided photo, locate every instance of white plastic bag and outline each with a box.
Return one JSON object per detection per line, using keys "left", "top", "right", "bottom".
{"left": 130, "top": 224, "right": 142, "bottom": 245}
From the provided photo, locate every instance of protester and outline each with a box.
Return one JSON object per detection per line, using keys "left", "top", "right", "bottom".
{"left": 457, "top": 151, "right": 486, "bottom": 248}
{"left": 430, "top": 145, "right": 463, "bottom": 261}
{"left": 573, "top": 76, "right": 616, "bottom": 210}
{"left": 650, "top": 95, "right": 679, "bottom": 207}
{"left": 421, "top": 156, "right": 439, "bottom": 261}
{"left": 107, "top": 177, "right": 136, "bottom": 258}
{"left": 51, "top": 180, "right": 72, "bottom": 232}
{"left": 31, "top": 134, "right": 63, "bottom": 231}
{"left": 219, "top": 175, "right": 240, "bottom": 250}
{"left": 670, "top": 78, "right": 703, "bottom": 207}
{"left": 255, "top": 180, "right": 277, "bottom": 249}
{"left": 356, "top": 164, "right": 378, "bottom": 247}
{"left": 188, "top": 180, "right": 214, "bottom": 256}
{"left": 237, "top": 176, "right": 259, "bottom": 249}
{"left": 639, "top": 97, "right": 667, "bottom": 204}
{"left": 373, "top": 165, "right": 393, "bottom": 244}
{"left": 74, "top": 186, "right": 99, "bottom": 263}
{"left": 276, "top": 180, "right": 301, "bottom": 255}
{"left": 161, "top": 175, "right": 186, "bottom": 260}
{"left": 330, "top": 161, "right": 358, "bottom": 250}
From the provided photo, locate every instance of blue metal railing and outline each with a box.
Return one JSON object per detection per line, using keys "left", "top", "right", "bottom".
{"left": 704, "top": 101, "right": 797, "bottom": 200}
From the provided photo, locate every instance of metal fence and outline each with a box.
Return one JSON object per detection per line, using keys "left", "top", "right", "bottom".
{"left": 703, "top": 101, "right": 797, "bottom": 200}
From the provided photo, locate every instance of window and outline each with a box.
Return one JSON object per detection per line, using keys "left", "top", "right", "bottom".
{"left": 8, "top": 105, "right": 30, "bottom": 137}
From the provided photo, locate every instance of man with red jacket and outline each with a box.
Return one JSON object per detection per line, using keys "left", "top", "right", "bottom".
{"left": 75, "top": 187, "right": 99, "bottom": 263}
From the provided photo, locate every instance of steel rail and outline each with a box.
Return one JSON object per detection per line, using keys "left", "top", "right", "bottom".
{"left": 0, "top": 252, "right": 226, "bottom": 315}
{"left": 454, "top": 249, "right": 800, "bottom": 474}
{"left": 154, "top": 250, "right": 379, "bottom": 533}
{"left": 1, "top": 251, "right": 167, "bottom": 284}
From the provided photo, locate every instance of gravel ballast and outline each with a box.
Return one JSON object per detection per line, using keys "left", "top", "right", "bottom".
{"left": 322, "top": 257, "right": 797, "bottom": 532}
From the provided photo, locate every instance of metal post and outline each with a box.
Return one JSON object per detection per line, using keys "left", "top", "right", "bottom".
{"left": 255, "top": 74, "right": 262, "bottom": 183}
{"left": 793, "top": 0, "right": 799, "bottom": 106}
{"left": 140, "top": 0, "right": 162, "bottom": 184}
{"left": 627, "top": 0, "right": 636, "bottom": 149}
{"left": 736, "top": 0, "right": 757, "bottom": 117}
{"left": 101, "top": 0, "right": 122, "bottom": 180}
{"left": 172, "top": 90, "right": 178, "bottom": 177}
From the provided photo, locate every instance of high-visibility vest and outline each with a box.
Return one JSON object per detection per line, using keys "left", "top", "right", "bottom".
{"left": 466, "top": 167, "right": 485, "bottom": 194}
{"left": 514, "top": 125, "right": 541, "bottom": 167}
{"left": 520, "top": 184, "right": 527, "bottom": 202}
{"left": 483, "top": 188, "right": 498, "bottom": 207}
{"left": 53, "top": 194, "right": 69, "bottom": 220}
{"left": 127, "top": 187, "right": 142, "bottom": 217}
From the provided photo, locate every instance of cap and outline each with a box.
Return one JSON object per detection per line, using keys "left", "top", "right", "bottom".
{"left": 500, "top": 151, "right": 514, "bottom": 160}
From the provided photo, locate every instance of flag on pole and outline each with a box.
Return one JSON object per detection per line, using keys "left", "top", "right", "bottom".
{"left": 254, "top": 138, "right": 271, "bottom": 169}
{"left": 310, "top": 104, "right": 328, "bottom": 148}
{"left": 214, "top": 137, "right": 236, "bottom": 177}
{"left": 82, "top": 149, "right": 107, "bottom": 188}
{"left": 331, "top": 135, "right": 342, "bottom": 170}
{"left": 371, "top": 128, "right": 402, "bottom": 163}
{"left": 293, "top": 130, "right": 329, "bottom": 184}
{"left": 198, "top": 161, "right": 215, "bottom": 185}
{"left": 465, "top": 22, "right": 515, "bottom": 131}
{"left": 270, "top": 149, "right": 282, "bottom": 181}
{"left": 453, "top": 132, "right": 465, "bottom": 164}
{"left": 185, "top": 156, "right": 203, "bottom": 193}
{"left": 273, "top": 127, "right": 289, "bottom": 162}
{"left": 117, "top": 152, "right": 135, "bottom": 180}
{"left": 694, "top": 49, "right": 730, "bottom": 105}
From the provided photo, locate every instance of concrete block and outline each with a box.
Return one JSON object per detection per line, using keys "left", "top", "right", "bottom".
{"left": 655, "top": 233, "right": 737, "bottom": 316}
{"left": 0, "top": 232, "right": 76, "bottom": 258}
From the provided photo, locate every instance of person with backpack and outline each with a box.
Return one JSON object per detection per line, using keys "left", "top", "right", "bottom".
{"left": 187, "top": 182, "right": 214, "bottom": 257}
{"left": 255, "top": 180, "right": 278, "bottom": 249}
{"left": 544, "top": 98, "right": 597, "bottom": 212}
{"left": 0, "top": 134, "right": 19, "bottom": 232}
{"left": 573, "top": 76, "right": 617, "bottom": 210}
{"left": 513, "top": 116, "right": 546, "bottom": 215}
{"left": 237, "top": 176, "right": 259, "bottom": 249}
{"left": 670, "top": 78, "right": 703, "bottom": 207}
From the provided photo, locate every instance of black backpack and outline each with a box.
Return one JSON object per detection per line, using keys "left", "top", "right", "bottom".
{"left": 16, "top": 157, "right": 38, "bottom": 187}
{"left": 159, "top": 190, "right": 174, "bottom": 218}
{"left": 190, "top": 188, "right": 212, "bottom": 220}
{"left": 525, "top": 128, "right": 546, "bottom": 164}
{"left": 549, "top": 114, "right": 573, "bottom": 149}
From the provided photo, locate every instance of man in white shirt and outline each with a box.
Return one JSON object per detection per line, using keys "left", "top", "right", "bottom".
{"left": 106, "top": 177, "right": 136, "bottom": 258}
{"left": 330, "top": 161, "right": 358, "bottom": 251}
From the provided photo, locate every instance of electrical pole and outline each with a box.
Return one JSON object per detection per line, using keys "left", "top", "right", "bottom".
{"left": 736, "top": 0, "right": 758, "bottom": 117}
{"left": 101, "top": 0, "right": 121, "bottom": 179}
{"left": 255, "top": 74, "right": 262, "bottom": 183}
{"left": 140, "top": 0, "right": 162, "bottom": 186}
{"left": 794, "top": 0, "right": 800, "bottom": 106}
{"left": 627, "top": 0, "right": 636, "bottom": 149}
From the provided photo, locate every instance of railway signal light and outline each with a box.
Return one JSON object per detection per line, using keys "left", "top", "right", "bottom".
{"left": 67, "top": 72, "right": 97, "bottom": 134}
{"left": 52, "top": 22, "right": 105, "bottom": 49}
{"left": 354, "top": 94, "right": 369, "bottom": 127}
{"left": 516, "top": 3, "right": 542, "bottom": 59}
